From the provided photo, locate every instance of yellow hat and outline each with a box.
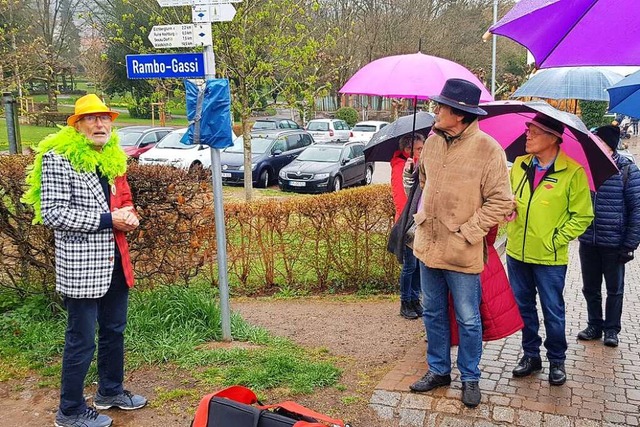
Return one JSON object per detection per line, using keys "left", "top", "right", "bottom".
{"left": 67, "top": 94, "right": 119, "bottom": 126}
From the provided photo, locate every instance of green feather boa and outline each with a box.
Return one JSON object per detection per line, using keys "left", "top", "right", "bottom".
{"left": 22, "top": 126, "right": 127, "bottom": 224}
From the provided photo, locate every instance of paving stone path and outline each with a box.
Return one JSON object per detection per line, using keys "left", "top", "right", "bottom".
{"left": 370, "top": 138, "right": 640, "bottom": 426}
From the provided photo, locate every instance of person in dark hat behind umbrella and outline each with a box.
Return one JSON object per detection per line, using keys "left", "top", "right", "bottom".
{"left": 576, "top": 125, "right": 640, "bottom": 347}
{"left": 408, "top": 78, "right": 513, "bottom": 408}
{"left": 506, "top": 113, "right": 593, "bottom": 387}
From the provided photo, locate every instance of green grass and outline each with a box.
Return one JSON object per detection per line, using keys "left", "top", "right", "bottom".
{"left": 0, "top": 286, "right": 341, "bottom": 395}
{"left": 0, "top": 115, "right": 190, "bottom": 151}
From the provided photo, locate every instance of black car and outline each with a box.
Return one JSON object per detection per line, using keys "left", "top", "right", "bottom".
{"left": 251, "top": 118, "right": 301, "bottom": 131}
{"left": 220, "top": 130, "right": 314, "bottom": 187}
{"left": 278, "top": 142, "right": 374, "bottom": 193}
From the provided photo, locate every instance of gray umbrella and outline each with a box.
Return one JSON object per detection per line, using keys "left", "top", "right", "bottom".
{"left": 364, "top": 112, "right": 435, "bottom": 162}
{"left": 512, "top": 67, "right": 624, "bottom": 102}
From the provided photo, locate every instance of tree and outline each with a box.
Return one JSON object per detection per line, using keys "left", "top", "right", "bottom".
{"left": 21, "top": 0, "right": 84, "bottom": 108}
{"left": 212, "top": 0, "right": 338, "bottom": 201}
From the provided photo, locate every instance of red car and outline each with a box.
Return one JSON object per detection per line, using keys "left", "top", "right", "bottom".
{"left": 117, "top": 126, "right": 173, "bottom": 159}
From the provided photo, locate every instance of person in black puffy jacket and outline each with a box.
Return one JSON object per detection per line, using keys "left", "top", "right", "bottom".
{"left": 577, "top": 125, "right": 640, "bottom": 347}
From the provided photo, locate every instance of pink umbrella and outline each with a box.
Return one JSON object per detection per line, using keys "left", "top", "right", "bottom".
{"left": 477, "top": 101, "right": 617, "bottom": 190}
{"left": 339, "top": 52, "right": 493, "bottom": 101}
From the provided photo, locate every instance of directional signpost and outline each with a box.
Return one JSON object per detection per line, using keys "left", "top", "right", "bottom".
{"left": 148, "top": 24, "right": 213, "bottom": 49}
{"left": 192, "top": 4, "right": 236, "bottom": 23}
{"left": 146, "top": 0, "right": 239, "bottom": 341}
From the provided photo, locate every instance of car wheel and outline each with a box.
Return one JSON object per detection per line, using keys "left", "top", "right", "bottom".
{"left": 258, "top": 169, "right": 270, "bottom": 188}
{"left": 332, "top": 176, "right": 342, "bottom": 192}
{"left": 362, "top": 166, "right": 373, "bottom": 185}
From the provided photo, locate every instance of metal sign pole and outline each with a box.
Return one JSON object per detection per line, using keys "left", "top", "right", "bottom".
{"left": 204, "top": 44, "right": 232, "bottom": 341}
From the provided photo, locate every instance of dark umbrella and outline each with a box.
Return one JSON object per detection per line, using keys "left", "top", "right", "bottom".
{"left": 478, "top": 101, "right": 617, "bottom": 190}
{"left": 363, "top": 112, "right": 435, "bottom": 162}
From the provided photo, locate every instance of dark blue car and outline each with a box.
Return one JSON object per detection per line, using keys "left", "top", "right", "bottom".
{"left": 219, "top": 130, "right": 314, "bottom": 187}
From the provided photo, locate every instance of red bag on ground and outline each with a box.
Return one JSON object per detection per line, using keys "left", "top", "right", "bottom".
{"left": 192, "top": 385, "right": 347, "bottom": 427}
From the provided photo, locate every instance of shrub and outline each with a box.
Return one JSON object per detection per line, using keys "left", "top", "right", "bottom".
{"left": 335, "top": 107, "right": 359, "bottom": 127}
{"left": 0, "top": 158, "right": 399, "bottom": 300}
{"left": 128, "top": 97, "right": 152, "bottom": 119}
{"left": 264, "top": 106, "right": 277, "bottom": 116}
{"left": 580, "top": 100, "right": 609, "bottom": 129}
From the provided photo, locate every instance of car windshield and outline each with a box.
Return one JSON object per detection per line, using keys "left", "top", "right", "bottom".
{"left": 224, "top": 136, "right": 272, "bottom": 154}
{"left": 307, "top": 121, "right": 329, "bottom": 131}
{"left": 297, "top": 146, "right": 343, "bottom": 163}
{"left": 252, "top": 121, "right": 277, "bottom": 130}
{"left": 118, "top": 131, "right": 143, "bottom": 146}
{"left": 352, "top": 125, "right": 377, "bottom": 132}
{"left": 156, "top": 131, "right": 190, "bottom": 149}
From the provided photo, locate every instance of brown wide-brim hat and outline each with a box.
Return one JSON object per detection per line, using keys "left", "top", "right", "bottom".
{"left": 67, "top": 94, "right": 119, "bottom": 126}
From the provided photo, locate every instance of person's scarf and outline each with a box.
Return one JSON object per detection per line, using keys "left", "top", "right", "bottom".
{"left": 22, "top": 126, "right": 127, "bottom": 224}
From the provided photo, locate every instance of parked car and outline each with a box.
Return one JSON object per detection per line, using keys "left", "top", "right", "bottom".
{"left": 251, "top": 118, "right": 301, "bottom": 131}
{"left": 349, "top": 120, "right": 389, "bottom": 143}
{"left": 305, "top": 118, "right": 351, "bottom": 143}
{"left": 138, "top": 128, "right": 211, "bottom": 171}
{"left": 220, "top": 130, "right": 314, "bottom": 187}
{"left": 117, "top": 126, "right": 173, "bottom": 159}
{"left": 278, "top": 142, "right": 374, "bottom": 193}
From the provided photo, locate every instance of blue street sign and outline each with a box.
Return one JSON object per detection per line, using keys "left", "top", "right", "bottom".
{"left": 126, "top": 53, "right": 205, "bottom": 79}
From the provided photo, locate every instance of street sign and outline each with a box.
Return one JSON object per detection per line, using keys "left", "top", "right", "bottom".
{"left": 148, "top": 24, "right": 212, "bottom": 48}
{"left": 192, "top": 4, "right": 236, "bottom": 23}
{"left": 158, "top": 0, "right": 242, "bottom": 6}
{"left": 157, "top": 0, "right": 192, "bottom": 6}
{"left": 126, "top": 53, "right": 205, "bottom": 79}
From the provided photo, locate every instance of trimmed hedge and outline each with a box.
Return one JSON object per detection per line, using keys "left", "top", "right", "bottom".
{"left": 0, "top": 157, "right": 399, "bottom": 300}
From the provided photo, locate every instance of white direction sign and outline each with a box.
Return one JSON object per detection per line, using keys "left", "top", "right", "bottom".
{"left": 157, "top": 0, "right": 192, "bottom": 6}
{"left": 158, "top": 0, "right": 242, "bottom": 6}
{"left": 148, "top": 24, "right": 212, "bottom": 48}
{"left": 192, "top": 4, "right": 236, "bottom": 23}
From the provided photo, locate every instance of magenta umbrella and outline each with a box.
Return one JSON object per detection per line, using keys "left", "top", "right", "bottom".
{"left": 487, "top": 0, "right": 640, "bottom": 69}
{"left": 339, "top": 52, "right": 492, "bottom": 101}
{"left": 477, "top": 101, "right": 617, "bottom": 190}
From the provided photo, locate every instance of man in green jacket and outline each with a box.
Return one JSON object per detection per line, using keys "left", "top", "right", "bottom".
{"left": 506, "top": 114, "right": 594, "bottom": 386}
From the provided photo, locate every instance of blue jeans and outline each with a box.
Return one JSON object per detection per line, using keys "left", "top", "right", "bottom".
{"left": 579, "top": 243, "right": 625, "bottom": 333}
{"left": 59, "top": 262, "right": 129, "bottom": 416}
{"left": 400, "top": 246, "right": 421, "bottom": 302}
{"left": 507, "top": 256, "right": 567, "bottom": 363}
{"left": 420, "top": 262, "right": 482, "bottom": 382}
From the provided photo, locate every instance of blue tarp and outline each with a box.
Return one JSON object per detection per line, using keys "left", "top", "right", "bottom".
{"left": 181, "top": 79, "right": 233, "bottom": 149}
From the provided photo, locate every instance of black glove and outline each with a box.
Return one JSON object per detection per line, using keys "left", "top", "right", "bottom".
{"left": 619, "top": 248, "right": 635, "bottom": 264}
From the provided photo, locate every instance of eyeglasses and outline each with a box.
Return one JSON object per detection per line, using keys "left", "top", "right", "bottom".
{"left": 81, "top": 114, "right": 113, "bottom": 124}
{"left": 525, "top": 128, "right": 548, "bottom": 138}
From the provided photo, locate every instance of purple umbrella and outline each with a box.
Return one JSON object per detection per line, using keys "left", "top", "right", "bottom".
{"left": 487, "top": 0, "right": 640, "bottom": 69}
{"left": 478, "top": 101, "right": 617, "bottom": 190}
{"left": 339, "top": 52, "right": 492, "bottom": 101}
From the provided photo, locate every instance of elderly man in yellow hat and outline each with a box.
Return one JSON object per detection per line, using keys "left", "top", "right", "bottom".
{"left": 23, "top": 94, "right": 147, "bottom": 427}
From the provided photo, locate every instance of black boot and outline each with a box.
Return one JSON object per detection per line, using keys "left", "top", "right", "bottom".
{"left": 400, "top": 300, "right": 419, "bottom": 319}
{"left": 411, "top": 300, "right": 423, "bottom": 317}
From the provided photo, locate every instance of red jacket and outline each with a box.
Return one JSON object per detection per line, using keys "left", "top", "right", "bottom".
{"left": 110, "top": 175, "right": 136, "bottom": 287}
{"left": 391, "top": 150, "right": 409, "bottom": 221}
{"left": 449, "top": 226, "right": 523, "bottom": 345}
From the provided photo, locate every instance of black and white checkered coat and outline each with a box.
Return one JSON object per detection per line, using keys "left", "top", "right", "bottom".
{"left": 41, "top": 151, "right": 116, "bottom": 299}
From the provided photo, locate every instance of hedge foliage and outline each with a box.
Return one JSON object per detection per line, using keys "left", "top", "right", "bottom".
{"left": 0, "top": 156, "right": 399, "bottom": 301}
{"left": 335, "top": 107, "right": 359, "bottom": 127}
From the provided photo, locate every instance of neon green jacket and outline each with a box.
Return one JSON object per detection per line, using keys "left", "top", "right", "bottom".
{"left": 506, "top": 151, "right": 594, "bottom": 265}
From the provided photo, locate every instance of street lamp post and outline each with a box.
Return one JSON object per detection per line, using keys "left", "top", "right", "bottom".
{"left": 491, "top": 0, "right": 498, "bottom": 97}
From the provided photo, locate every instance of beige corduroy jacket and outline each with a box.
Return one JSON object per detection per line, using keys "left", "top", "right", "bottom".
{"left": 414, "top": 120, "right": 513, "bottom": 274}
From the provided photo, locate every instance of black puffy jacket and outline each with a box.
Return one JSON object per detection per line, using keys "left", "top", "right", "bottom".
{"left": 579, "top": 154, "right": 640, "bottom": 249}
